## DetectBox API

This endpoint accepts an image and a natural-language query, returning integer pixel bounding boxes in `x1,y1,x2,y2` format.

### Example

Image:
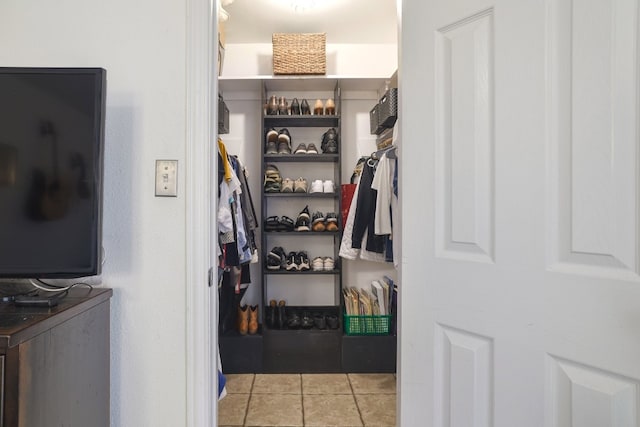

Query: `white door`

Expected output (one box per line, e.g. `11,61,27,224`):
399,0,640,425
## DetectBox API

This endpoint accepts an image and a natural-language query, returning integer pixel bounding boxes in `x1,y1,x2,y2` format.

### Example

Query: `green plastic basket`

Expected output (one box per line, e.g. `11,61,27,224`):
343,313,391,335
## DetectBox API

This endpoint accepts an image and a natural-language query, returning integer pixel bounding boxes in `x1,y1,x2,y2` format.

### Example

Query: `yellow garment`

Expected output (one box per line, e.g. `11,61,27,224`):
218,138,233,182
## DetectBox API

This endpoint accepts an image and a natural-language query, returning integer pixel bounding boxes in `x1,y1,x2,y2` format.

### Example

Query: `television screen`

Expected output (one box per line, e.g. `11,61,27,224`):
0,68,106,278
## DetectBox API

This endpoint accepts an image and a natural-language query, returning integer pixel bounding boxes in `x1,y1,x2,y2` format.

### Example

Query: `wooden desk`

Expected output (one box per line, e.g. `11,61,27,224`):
0,287,112,427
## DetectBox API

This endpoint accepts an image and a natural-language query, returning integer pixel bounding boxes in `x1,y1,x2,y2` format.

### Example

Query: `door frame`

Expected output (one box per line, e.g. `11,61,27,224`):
186,0,218,425
185,2,414,426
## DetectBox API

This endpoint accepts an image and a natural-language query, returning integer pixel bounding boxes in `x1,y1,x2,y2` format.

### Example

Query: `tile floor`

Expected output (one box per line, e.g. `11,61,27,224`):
218,373,396,427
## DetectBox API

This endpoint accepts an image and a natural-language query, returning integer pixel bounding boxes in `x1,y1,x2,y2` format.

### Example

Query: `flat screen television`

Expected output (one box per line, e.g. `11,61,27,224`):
0,67,106,279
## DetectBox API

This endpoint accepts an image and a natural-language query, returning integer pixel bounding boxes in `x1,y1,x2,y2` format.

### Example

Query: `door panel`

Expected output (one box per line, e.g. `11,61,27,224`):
547,0,640,280
399,0,640,425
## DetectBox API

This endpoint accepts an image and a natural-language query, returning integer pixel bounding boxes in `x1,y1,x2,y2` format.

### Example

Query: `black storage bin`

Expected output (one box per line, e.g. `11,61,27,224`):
369,103,381,135
378,88,398,129
218,93,229,134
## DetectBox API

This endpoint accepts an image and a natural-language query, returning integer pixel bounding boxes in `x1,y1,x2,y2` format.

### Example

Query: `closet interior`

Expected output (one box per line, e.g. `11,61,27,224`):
215,1,399,375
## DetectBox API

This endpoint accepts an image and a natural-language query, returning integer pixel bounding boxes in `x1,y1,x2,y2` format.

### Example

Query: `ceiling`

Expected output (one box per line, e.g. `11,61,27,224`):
221,0,398,44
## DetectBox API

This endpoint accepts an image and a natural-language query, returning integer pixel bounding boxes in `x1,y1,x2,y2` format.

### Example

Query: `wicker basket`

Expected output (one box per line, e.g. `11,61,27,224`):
272,33,326,75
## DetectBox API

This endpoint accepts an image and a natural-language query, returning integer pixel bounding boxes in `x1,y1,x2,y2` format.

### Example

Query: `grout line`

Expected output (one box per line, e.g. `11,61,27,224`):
299,374,306,426
242,374,256,427
347,374,366,427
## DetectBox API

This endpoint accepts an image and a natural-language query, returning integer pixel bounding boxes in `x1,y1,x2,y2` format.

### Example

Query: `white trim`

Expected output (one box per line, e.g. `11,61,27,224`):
186,0,216,426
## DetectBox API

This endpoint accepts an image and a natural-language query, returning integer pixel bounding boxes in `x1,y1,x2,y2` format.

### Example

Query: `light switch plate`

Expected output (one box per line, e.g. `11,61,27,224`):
155,160,178,197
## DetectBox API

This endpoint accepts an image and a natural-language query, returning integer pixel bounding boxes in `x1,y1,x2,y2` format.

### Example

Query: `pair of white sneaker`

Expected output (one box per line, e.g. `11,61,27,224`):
310,179,334,193
311,256,335,271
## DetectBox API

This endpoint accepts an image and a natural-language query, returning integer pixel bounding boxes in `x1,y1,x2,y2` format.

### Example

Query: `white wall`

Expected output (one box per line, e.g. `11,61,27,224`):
222,43,397,77
0,1,189,426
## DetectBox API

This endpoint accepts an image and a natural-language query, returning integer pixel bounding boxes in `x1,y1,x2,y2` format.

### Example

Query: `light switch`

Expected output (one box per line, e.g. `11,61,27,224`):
155,160,178,197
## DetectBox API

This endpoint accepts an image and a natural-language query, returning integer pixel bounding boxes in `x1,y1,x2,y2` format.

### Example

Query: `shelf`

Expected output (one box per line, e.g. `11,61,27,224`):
263,115,339,127
263,269,341,275
264,192,338,198
263,231,341,236
264,153,339,163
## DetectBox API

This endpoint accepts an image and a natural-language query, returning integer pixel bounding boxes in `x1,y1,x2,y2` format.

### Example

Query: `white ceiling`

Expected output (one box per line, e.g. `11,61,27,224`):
221,0,398,44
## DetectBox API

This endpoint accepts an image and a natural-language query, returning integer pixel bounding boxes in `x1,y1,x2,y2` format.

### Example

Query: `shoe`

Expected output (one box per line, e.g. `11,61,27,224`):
325,98,336,115
264,215,280,231
290,98,301,115
266,127,279,144
314,313,327,329
323,257,335,271
294,177,308,193
301,312,314,329
294,143,307,154
311,211,326,231
321,128,338,153
297,251,310,271
306,143,319,154
314,99,324,115
267,95,278,115
295,205,311,231
266,300,277,329
278,96,288,115
322,180,334,193
277,300,287,329
309,179,323,193
301,99,311,115
326,314,339,329
278,215,295,232
264,164,282,192
285,251,298,271
325,212,339,231
312,257,324,271
277,129,292,154
287,311,301,329
324,139,338,154
265,141,278,155
281,177,294,193
238,305,249,335
248,305,259,334
267,246,286,270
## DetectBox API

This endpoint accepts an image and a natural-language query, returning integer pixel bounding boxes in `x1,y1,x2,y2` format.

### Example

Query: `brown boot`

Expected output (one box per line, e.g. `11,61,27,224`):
237,305,249,335
248,305,259,335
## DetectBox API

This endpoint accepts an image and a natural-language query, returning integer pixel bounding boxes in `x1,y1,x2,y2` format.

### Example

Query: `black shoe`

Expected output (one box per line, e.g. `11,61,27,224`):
291,98,301,115
296,251,310,271
267,246,286,270
301,312,314,329
301,99,311,115
295,205,311,231
287,311,301,329
266,300,277,329
313,313,326,329
326,314,339,329
285,251,298,271
277,300,287,329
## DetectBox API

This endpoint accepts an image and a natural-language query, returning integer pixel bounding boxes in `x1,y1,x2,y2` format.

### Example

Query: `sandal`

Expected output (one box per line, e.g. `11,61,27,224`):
264,216,280,232
278,216,295,231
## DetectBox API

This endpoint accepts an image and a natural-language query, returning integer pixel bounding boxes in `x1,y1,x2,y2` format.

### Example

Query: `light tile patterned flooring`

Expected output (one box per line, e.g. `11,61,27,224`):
218,373,396,427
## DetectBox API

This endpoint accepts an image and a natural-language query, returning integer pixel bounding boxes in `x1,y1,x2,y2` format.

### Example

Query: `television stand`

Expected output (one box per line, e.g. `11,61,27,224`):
0,287,112,426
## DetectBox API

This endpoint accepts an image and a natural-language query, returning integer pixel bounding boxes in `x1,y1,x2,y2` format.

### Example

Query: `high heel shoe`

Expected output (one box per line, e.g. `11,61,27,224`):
278,97,288,115
325,98,335,115
313,99,324,115
267,95,278,115
290,98,301,115
301,99,311,115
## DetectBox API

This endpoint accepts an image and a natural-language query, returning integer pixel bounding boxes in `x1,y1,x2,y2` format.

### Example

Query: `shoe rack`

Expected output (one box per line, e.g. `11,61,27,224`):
260,80,343,373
